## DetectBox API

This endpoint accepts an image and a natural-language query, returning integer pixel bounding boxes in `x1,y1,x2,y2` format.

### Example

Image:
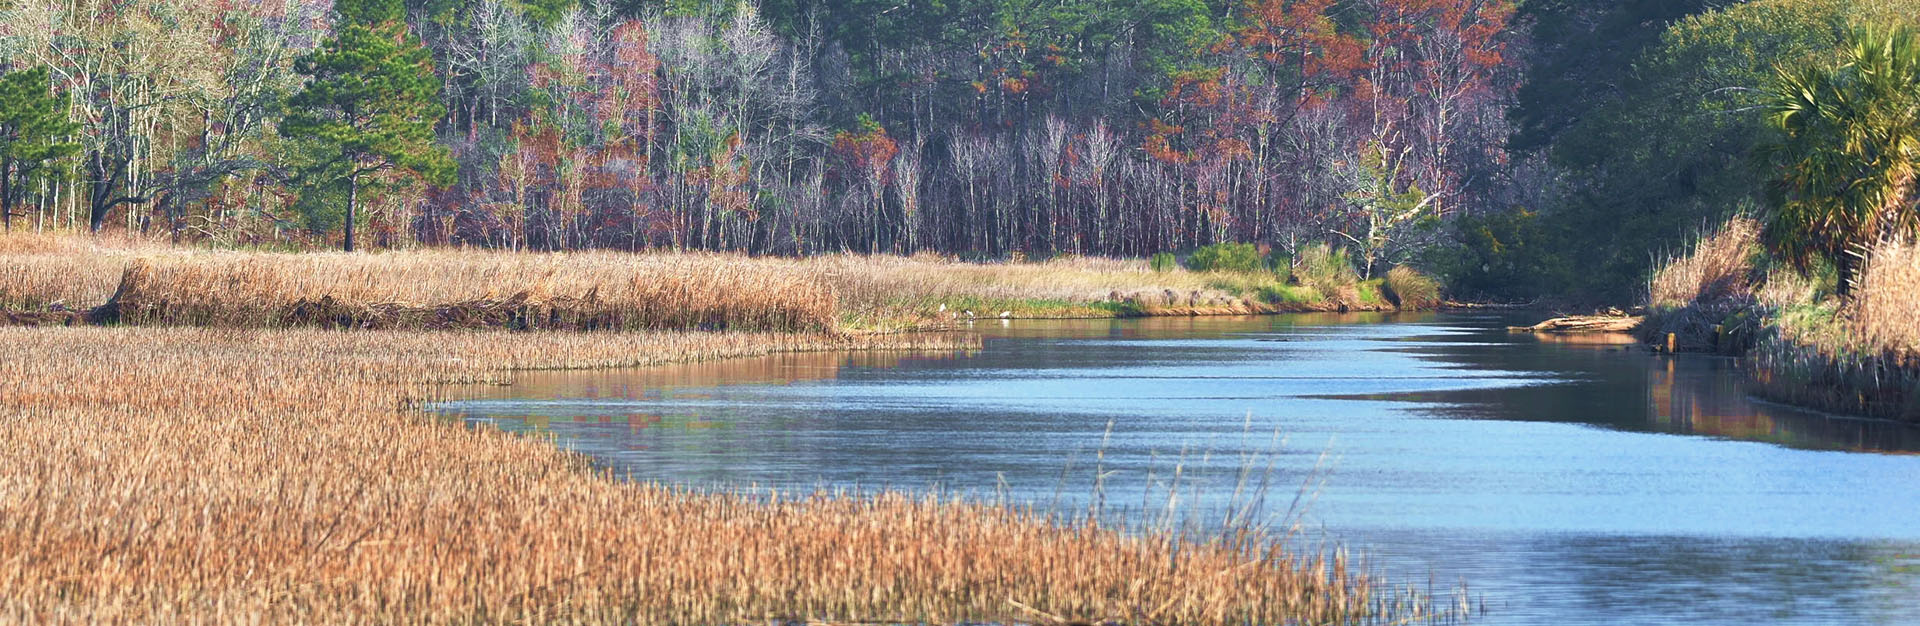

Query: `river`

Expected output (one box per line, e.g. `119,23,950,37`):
440,313,1920,625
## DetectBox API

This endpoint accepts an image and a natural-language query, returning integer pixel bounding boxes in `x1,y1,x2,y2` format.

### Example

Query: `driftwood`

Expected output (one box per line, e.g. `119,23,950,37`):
0,309,85,327
1509,315,1644,334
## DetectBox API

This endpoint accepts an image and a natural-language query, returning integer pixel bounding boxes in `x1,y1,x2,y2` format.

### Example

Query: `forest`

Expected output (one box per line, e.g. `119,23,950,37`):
0,0,1514,265
0,0,1915,300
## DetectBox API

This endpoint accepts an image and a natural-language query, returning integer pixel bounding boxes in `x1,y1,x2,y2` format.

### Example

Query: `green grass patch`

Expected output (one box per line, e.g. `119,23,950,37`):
1259,284,1322,305
1356,279,1387,306
1089,300,1149,316
1770,301,1847,349
1295,243,1360,295
846,294,1141,329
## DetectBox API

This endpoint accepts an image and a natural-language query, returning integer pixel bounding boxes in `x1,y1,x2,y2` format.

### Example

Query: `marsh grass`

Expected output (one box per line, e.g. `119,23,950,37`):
1746,241,1920,421
1184,243,1264,273
1850,241,1920,357
0,235,1426,334
1746,330,1920,422
1641,218,1766,352
1260,283,1323,306
0,235,130,311
1293,244,1361,303
0,326,1452,624
1643,221,1920,420
800,253,1277,326
124,252,831,332
1648,217,1761,311
1384,266,1442,310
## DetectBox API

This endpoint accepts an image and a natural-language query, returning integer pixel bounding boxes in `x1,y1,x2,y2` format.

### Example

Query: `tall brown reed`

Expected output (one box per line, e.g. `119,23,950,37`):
1648,217,1760,310
0,326,1443,624
1741,241,1920,422
1850,240,1920,357
0,234,1411,333
1640,218,1767,352
87,250,839,332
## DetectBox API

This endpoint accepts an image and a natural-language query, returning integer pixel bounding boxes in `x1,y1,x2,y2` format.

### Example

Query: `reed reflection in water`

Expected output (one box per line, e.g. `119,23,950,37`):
440,314,1920,625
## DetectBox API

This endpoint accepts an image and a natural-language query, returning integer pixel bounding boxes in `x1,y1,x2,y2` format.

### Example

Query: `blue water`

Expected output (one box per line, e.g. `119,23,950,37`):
442,313,1920,625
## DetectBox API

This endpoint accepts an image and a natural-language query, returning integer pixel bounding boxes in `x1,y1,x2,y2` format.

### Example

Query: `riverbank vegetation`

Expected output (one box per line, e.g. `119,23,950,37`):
1639,14,1919,422
1650,219,1920,421
0,233,1441,332
0,325,1466,623
0,0,1913,619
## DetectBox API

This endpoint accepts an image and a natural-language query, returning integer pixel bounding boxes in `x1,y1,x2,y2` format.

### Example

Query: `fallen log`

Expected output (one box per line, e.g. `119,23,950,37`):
1509,315,1644,334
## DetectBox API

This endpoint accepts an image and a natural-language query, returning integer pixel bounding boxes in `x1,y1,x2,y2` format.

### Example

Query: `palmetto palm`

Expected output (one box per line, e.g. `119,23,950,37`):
1760,26,1920,297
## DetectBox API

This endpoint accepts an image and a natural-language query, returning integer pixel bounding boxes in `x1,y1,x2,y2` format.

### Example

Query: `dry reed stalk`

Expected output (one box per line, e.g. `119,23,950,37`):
1648,217,1761,310
0,325,1437,624
1850,240,1920,357
1745,331,1920,422
85,251,839,332
1742,241,1920,421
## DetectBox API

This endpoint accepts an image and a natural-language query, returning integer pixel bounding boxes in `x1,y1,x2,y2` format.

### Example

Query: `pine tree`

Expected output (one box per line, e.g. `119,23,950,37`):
0,67,80,231
282,0,453,251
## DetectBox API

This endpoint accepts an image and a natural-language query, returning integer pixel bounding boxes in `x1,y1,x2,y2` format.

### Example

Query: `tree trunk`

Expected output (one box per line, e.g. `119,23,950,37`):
345,172,359,253
88,150,124,232
2,156,13,232
1836,251,1856,300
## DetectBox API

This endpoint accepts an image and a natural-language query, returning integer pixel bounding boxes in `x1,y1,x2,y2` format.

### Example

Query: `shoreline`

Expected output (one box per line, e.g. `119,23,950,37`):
1515,304,1920,424
0,236,1457,622
0,325,1455,623
2,236,1445,333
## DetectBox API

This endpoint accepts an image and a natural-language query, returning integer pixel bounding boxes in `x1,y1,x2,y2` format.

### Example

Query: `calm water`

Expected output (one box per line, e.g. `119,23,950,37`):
441,313,1920,625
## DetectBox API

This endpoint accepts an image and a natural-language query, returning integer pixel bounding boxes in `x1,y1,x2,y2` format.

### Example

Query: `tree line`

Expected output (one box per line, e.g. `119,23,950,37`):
0,0,1520,271
1466,0,1920,300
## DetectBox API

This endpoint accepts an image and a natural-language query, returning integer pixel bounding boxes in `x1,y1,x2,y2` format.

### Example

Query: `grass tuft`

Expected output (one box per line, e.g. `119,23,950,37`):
1384,266,1442,309
1293,243,1360,298
1648,217,1760,311
1149,251,1178,273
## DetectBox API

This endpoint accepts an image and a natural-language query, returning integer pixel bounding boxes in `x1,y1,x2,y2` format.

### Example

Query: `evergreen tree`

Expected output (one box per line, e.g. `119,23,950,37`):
0,67,80,231
283,0,454,251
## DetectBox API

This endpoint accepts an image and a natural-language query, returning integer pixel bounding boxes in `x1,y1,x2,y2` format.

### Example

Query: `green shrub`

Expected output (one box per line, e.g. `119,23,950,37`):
1294,243,1360,294
1185,243,1264,273
1150,252,1178,273
1265,251,1293,283
1384,266,1442,309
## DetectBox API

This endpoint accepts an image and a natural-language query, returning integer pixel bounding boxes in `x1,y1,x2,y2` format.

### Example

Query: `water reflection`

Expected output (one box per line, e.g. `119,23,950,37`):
480,350,976,401
1334,320,1920,453
439,314,1920,625
456,350,975,430
1644,356,1920,453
